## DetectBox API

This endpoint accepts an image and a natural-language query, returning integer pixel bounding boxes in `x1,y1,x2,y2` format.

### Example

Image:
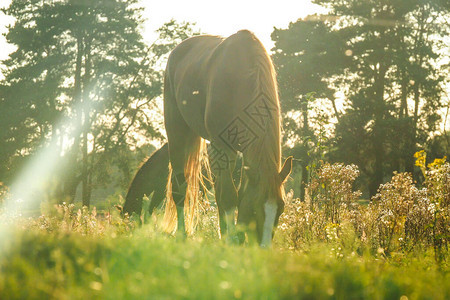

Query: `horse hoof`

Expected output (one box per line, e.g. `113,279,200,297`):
225,234,242,245
175,231,187,241
225,236,237,245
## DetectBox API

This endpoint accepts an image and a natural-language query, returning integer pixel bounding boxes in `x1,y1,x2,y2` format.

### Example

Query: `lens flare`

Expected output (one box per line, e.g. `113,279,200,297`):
0,95,100,245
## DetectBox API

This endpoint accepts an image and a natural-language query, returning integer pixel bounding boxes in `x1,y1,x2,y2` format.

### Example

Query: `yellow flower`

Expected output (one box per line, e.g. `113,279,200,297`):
428,156,447,169
414,150,426,169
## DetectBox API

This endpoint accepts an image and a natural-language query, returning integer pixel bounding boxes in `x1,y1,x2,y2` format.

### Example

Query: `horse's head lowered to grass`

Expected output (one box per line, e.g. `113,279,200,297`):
238,156,292,246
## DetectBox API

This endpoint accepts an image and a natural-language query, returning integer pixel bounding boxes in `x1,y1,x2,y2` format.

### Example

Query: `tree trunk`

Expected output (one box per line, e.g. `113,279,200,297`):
370,62,387,197
300,95,310,201
61,34,85,204
405,6,426,177
395,67,409,173
330,97,341,122
81,38,92,207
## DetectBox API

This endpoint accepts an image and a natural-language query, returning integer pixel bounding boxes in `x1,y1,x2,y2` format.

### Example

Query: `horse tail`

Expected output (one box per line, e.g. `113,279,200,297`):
163,137,209,235
162,164,177,233
184,137,208,235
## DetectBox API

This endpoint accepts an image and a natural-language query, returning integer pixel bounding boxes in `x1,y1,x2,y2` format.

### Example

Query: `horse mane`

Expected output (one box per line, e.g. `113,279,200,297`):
239,30,284,202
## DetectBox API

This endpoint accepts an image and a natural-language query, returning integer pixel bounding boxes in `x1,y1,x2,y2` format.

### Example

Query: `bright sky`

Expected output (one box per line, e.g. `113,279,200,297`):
140,0,324,48
0,0,323,67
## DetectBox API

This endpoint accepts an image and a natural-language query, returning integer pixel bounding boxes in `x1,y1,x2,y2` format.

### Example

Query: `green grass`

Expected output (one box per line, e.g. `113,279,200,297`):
0,224,448,300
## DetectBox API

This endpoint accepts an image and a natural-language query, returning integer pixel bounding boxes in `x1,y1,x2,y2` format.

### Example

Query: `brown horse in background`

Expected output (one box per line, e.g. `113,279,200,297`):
163,30,291,247
122,144,169,222
122,143,242,234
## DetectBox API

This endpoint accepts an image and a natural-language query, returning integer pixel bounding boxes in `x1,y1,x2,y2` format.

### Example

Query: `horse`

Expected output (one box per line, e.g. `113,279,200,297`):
122,143,243,234
122,143,169,222
163,29,292,247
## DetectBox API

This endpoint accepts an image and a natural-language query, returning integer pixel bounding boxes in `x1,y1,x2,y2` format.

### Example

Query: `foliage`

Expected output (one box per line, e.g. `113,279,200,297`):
1,0,149,205
0,183,7,206
34,202,135,236
422,156,450,262
370,172,425,253
279,163,362,249
308,163,361,224
279,157,449,264
281,92,333,200
273,0,449,196
0,1,198,207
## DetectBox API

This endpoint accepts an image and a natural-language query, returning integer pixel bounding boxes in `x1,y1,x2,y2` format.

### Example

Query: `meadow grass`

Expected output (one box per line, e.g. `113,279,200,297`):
0,160,448,299
0,221,448,300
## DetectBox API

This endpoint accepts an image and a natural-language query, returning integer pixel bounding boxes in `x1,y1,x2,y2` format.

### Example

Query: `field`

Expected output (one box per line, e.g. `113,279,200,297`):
0,216,448,300
0,160,449,299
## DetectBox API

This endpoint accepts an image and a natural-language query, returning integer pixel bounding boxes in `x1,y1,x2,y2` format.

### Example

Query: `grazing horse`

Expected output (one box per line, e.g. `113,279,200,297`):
123,142,243,234
122,144,169,221
164,30,292,247
121,143,242,235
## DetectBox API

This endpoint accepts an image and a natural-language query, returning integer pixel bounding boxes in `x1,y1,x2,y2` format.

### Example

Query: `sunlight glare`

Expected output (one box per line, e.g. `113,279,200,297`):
1,88,102,242
141,0,326,50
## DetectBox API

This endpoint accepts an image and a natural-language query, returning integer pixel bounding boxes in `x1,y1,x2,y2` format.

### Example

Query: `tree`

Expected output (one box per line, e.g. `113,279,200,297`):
273,0,449,196
0,0,198,207
272,16,350,199
318,0,449,195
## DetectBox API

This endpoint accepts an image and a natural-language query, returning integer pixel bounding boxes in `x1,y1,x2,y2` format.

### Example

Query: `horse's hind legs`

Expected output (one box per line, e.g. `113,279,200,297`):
171,171,188,237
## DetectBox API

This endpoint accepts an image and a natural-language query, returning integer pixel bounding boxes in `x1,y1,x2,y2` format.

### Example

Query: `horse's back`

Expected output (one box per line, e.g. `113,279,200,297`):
165,35,223,138
165,30,274,151
204,30,273,152
166,35,222,75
